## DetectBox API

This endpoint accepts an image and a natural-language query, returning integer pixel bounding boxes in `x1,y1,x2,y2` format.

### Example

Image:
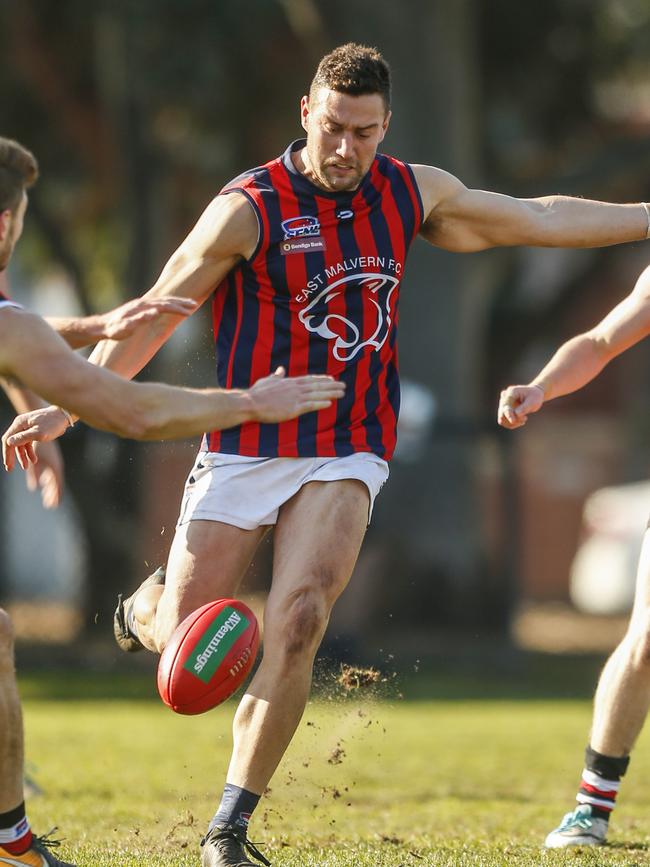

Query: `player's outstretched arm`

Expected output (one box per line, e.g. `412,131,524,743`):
47,296,198,349
413,164,649,252
85,192,258,379
2,370,345,470
0,309,345,468
498,264,650,429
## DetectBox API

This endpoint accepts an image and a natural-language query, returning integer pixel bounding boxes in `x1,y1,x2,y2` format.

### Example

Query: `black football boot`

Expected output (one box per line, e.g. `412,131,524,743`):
200,825,271,867
113,565,166,652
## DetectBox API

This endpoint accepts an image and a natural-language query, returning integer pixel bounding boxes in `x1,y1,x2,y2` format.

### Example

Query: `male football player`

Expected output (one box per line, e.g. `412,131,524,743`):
6,44,650,866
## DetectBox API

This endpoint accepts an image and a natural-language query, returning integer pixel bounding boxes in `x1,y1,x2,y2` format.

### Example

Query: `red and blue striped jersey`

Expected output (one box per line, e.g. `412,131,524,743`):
206,139,424,460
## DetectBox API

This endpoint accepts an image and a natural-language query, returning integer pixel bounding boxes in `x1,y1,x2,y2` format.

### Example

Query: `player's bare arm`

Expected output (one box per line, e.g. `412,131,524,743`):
498,264,650,429
87,191,259,379
0,307,345,468
412,164,649,253
0,378,64,507
47,296,198,349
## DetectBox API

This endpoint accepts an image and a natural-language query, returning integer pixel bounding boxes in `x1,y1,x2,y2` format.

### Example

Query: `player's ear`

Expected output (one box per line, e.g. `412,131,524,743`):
378,110,392,143
300,95,310,133
0,210,11,242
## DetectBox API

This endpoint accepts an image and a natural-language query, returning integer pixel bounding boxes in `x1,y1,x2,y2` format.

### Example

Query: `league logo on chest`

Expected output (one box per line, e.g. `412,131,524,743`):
298,271,399,362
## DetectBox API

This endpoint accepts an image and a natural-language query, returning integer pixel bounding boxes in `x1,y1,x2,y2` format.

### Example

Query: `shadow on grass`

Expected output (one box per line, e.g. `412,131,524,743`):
15,642,606,703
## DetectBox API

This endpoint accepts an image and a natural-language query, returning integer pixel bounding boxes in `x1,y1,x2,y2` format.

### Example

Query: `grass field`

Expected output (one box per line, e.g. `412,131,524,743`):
17,656,650,866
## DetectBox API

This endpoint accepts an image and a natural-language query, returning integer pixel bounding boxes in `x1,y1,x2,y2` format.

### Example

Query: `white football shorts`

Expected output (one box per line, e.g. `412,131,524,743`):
177,451,389,531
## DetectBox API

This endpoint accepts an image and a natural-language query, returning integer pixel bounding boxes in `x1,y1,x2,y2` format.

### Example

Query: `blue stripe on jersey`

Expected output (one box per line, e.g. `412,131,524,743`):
217,267,262,454
215,273,239,386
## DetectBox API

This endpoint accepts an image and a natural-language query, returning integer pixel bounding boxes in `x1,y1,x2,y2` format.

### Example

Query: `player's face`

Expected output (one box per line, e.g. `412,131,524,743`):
0,193,27,272
301,88,391,192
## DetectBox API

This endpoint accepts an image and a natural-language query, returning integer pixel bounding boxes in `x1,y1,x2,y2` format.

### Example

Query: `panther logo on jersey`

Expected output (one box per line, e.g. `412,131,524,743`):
298,273,399,361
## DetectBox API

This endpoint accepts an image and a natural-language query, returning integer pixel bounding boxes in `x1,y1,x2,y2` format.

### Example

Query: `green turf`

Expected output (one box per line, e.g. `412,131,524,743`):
17,666,650,866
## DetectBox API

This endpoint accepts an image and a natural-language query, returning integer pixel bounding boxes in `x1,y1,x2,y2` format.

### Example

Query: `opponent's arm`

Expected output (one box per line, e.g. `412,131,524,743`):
87,192,258,378
0,308,344,465
47,296,198,349
413,165,649,253
498,264,650,429
0,378,64,507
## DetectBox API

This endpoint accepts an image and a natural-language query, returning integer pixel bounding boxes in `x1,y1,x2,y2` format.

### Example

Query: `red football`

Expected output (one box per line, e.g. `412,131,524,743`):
157,598,260,715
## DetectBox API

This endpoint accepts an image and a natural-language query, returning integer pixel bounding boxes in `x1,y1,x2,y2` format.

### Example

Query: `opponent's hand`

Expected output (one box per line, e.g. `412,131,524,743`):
2,406,70,472
98,296,198,340
497,384,545,429
248,367,346,423
25,439,65,509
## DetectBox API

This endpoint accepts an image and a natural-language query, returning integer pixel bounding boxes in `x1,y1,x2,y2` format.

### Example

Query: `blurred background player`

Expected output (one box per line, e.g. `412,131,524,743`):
0,135,344,867
498,261,650,848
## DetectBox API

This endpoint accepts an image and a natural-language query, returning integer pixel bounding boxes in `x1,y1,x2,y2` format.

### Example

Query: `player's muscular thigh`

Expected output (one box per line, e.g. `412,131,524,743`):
265,480,369,655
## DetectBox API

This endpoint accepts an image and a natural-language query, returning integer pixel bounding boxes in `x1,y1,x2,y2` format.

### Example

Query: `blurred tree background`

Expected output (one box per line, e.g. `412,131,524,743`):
1,0,649,651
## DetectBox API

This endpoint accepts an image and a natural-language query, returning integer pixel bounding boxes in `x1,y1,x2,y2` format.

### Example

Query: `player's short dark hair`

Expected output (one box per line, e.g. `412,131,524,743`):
0,137,39,211
309,43,391,113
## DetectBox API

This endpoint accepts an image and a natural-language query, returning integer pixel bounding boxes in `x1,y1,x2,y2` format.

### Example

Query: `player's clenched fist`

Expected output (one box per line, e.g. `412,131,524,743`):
497,383,545,429
248,367,346,423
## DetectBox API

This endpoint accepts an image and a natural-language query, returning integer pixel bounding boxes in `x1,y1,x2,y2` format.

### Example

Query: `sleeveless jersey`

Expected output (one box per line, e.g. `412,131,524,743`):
207,139,423,461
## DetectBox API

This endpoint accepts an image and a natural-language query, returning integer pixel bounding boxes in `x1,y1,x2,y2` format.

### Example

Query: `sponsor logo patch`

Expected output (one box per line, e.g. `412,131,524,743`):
281,215,321,239
280,237,327,255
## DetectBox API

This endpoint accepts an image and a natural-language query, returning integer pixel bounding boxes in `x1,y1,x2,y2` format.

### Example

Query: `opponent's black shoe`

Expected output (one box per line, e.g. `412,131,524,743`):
0,829,76,866
113,565,166,652
200,825,271,867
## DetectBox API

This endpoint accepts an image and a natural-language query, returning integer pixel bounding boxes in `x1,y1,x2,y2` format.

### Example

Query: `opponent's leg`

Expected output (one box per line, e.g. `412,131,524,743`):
119,519,267,654
0,610,25,817
0,610,74,866
545,528,650,848
202,480,369,867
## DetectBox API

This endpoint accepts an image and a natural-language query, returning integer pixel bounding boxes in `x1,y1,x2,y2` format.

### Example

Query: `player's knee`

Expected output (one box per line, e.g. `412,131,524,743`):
280,586,330,657
0,609,15,658
628,617,650,669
